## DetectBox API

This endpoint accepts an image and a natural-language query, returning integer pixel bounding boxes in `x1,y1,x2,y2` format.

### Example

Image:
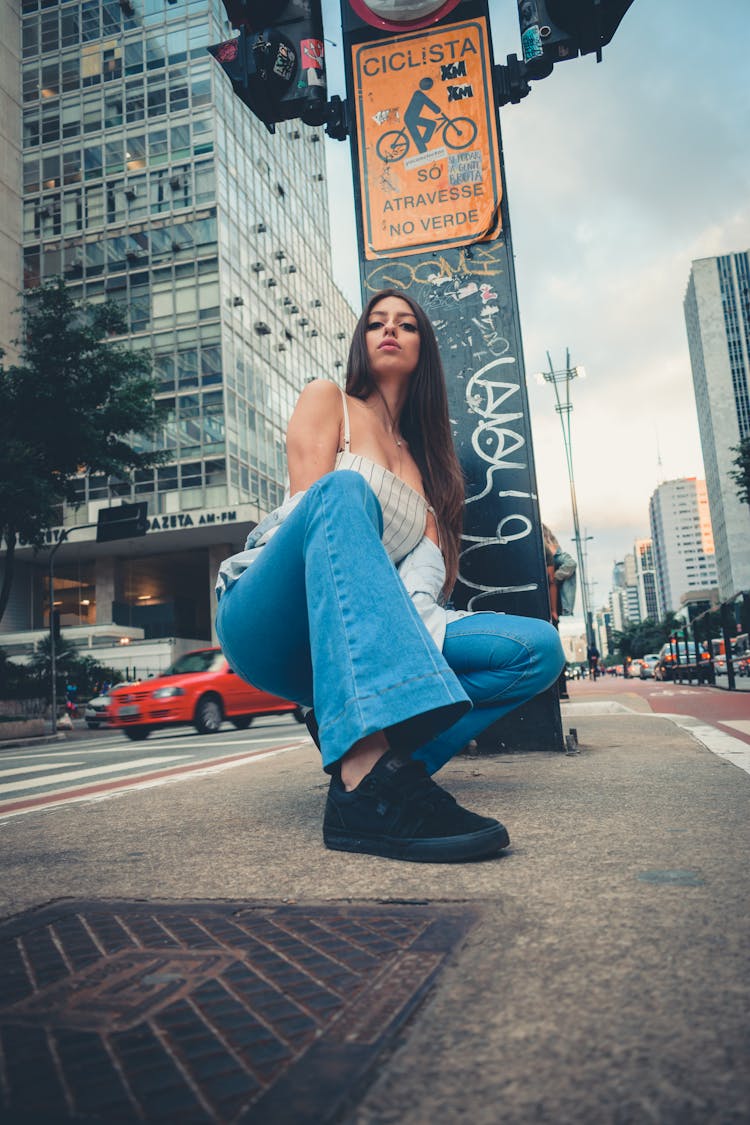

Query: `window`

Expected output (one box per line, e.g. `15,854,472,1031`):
83,143,102,179
125,38,144,75
125,79,146,123
23,111,40,146
62,100,81,137
61,54,79,91
41,61,59,97
60,9,79,48
23,17,39,55
41,103,60,143
104,91,124,128
81,0,100,42
41,8,59,52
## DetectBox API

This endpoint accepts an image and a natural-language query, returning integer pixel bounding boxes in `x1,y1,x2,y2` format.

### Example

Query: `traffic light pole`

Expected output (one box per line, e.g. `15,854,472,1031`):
46,506,145,732
340,0,563,751
207,0,636,751
47,526,96,734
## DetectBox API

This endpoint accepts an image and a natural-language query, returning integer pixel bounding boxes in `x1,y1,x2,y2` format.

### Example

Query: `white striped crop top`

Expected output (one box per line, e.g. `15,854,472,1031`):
334,388,438,565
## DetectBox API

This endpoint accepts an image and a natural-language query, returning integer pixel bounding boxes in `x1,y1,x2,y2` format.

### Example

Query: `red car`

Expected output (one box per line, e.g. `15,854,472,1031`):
109,648,303,741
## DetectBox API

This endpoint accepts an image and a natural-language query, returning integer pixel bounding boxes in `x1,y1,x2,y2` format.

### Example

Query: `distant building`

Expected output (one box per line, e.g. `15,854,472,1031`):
0,0,22,361
609,553,641,629
593,608,611,657
0,0,357,671
633,537,661,620
609,584,640,632
684,252,750,599
649,477,719,614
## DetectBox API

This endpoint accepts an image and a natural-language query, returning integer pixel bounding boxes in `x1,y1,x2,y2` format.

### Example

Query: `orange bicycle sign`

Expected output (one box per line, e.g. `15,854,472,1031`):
353,18,502,260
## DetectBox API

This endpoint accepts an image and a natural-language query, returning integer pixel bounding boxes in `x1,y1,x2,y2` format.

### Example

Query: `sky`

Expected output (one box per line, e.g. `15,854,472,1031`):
318,0,750,613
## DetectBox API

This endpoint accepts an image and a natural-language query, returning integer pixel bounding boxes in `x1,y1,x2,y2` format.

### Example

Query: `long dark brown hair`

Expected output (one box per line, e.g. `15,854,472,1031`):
345,289,465,596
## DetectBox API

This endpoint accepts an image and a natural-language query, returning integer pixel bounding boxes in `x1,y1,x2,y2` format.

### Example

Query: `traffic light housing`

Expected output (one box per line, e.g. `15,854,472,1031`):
208,0,327,134
517,0,636,77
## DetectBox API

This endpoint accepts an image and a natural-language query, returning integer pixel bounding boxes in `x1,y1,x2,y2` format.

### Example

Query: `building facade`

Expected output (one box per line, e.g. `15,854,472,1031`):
633,537,660,621
608,554,641,631
684,251,750,600
1,0,357,670
0,0,23,361
649,477,718,615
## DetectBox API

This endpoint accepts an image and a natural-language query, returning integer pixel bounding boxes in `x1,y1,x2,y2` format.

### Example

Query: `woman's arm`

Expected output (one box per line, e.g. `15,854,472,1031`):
286,379,343,495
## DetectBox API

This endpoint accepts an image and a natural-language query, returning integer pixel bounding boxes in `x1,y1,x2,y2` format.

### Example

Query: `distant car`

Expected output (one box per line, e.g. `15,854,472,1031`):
83,692,113,729
639,653,660,679
626,659,643,678
108,648,304,741
714,654,749,678
654,641,712,683
84,682,139,728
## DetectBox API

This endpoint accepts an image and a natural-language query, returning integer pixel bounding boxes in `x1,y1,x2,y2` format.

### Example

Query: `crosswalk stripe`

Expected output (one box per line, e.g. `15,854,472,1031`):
0,762,83,779
0,756,190,795
0,741,309,819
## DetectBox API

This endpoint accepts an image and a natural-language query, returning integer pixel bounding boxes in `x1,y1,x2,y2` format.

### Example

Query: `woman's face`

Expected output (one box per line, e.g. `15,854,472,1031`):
365,296,420,382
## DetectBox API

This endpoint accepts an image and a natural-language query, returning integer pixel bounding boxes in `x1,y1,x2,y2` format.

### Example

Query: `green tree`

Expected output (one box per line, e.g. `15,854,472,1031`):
24,635,122,702
0,279,166,625
611,612,681,660
729,436,750,508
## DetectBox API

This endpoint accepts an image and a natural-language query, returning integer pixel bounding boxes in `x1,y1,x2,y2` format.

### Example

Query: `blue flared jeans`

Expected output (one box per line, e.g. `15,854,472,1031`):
216,471,564,775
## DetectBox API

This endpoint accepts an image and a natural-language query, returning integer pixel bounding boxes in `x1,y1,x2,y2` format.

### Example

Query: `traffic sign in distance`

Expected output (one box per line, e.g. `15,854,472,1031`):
96,502,148,543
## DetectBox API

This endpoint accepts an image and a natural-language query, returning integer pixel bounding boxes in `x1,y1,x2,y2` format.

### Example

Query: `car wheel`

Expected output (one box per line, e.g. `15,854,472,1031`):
86,721,98,729
292,706,305,724
195,695,223,734
123,726,151,741
231,716,253,730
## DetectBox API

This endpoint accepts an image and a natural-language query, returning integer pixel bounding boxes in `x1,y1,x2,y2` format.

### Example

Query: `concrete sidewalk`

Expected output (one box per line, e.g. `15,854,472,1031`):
1,703,749,1123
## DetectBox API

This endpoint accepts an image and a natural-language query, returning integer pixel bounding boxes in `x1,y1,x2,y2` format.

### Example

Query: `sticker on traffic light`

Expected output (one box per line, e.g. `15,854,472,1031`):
353,17,502,259
208,1,327,132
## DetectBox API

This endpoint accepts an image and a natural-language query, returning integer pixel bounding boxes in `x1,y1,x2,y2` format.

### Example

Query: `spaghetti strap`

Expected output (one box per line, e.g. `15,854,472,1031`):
427,505,442,552
338,385,351,452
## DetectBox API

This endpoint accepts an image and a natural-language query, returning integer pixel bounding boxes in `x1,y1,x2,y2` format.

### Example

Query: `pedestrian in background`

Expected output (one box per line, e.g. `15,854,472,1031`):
215,289,564,864
587,642,600,680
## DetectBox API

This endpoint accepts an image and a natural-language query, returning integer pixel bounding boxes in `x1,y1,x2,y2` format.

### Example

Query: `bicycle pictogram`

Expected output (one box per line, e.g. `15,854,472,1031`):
376,114,478,162
376,77,478,163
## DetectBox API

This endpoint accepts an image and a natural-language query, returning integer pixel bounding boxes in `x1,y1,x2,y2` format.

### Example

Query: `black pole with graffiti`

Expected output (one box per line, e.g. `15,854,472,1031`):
340,0,564,752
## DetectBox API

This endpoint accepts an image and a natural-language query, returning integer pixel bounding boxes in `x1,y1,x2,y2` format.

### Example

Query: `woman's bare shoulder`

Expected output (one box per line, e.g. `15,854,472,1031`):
290,380,343,426
297,379,343,405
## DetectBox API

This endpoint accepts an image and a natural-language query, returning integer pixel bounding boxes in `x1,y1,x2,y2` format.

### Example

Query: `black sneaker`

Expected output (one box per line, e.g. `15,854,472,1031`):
323,750,509,863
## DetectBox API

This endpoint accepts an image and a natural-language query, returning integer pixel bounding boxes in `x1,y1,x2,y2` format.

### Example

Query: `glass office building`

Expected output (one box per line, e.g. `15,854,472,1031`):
4,0,357,663
684,252,750,600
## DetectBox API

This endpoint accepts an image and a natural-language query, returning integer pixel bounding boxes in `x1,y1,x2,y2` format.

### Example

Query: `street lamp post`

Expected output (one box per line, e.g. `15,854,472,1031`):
538,350,594,646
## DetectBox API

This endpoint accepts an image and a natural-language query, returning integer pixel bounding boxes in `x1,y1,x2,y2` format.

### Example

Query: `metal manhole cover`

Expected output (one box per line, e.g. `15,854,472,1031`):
0,900,476,1123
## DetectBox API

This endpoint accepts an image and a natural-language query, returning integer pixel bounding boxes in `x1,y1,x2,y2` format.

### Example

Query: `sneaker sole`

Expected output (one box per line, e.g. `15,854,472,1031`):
323,822,509,863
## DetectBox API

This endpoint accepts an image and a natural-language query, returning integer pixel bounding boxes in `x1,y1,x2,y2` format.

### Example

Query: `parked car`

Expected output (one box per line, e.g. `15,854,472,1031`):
654,641,712,683
108,648,304,741
639,653,660,679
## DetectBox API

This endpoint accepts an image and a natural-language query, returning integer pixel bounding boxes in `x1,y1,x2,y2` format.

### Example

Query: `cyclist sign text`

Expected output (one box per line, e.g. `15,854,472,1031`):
353,18,502,259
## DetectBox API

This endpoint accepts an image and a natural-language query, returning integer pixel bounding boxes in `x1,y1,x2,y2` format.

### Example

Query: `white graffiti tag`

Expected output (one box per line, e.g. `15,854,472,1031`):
459,357,538,608
465,357,526,504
